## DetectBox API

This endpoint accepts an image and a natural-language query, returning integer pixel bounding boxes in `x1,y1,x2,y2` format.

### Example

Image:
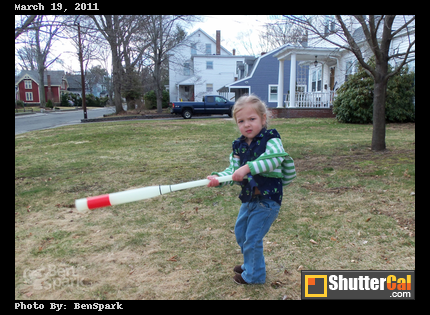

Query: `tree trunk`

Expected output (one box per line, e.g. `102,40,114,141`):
38,68,46,108
111,50,124,114
154,59,163,114
371,79,388,151
155,87,163,114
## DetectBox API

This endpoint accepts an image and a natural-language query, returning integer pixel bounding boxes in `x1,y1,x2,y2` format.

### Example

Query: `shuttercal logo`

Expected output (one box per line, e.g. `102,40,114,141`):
305,275,327,297
302,271,414,300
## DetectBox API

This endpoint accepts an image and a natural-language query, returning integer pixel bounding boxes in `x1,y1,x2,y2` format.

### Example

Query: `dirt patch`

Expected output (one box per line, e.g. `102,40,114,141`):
295,148,415,236
294,149,415,172
301,182,364,194
386,123,415,131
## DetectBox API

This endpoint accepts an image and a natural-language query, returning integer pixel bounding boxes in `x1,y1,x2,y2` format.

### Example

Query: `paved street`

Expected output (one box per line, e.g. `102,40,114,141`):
15,107,232,136
15,107,115,135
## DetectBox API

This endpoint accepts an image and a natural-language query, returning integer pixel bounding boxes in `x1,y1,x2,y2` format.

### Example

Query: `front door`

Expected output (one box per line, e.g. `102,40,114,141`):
330,67,335,91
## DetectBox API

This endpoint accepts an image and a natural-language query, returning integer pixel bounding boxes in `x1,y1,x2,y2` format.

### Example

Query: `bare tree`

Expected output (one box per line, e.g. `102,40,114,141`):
89,15,151,114
235,29,262,56
90,15,124,114
142,15,191,113
32,15,64,107
235,16,307,56
65,16,107,73
16,41,38,70
284,15,415,151
121,16,152,109
261,17,307,51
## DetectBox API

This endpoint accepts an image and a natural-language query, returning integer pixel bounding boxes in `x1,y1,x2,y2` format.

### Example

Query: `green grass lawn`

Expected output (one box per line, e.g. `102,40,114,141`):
15,118,415,300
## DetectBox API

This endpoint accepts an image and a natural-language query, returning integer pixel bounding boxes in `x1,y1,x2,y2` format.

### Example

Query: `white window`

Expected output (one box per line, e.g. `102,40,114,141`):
312,69,322,91
205,44,211,54
206,83,213,92
324,15,336,36
25,92,33,101
184,62,190,76
191,43,197,55
206,61,213,69
345,60,357,81
268,85,278,102
24,80,32,89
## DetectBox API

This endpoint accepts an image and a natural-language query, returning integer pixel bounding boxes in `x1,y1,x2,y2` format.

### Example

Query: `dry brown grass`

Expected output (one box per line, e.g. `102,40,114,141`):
15,118,414,300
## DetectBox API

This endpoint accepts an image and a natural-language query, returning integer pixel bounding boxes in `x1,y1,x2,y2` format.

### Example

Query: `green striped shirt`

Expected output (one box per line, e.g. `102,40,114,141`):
214,138,296,187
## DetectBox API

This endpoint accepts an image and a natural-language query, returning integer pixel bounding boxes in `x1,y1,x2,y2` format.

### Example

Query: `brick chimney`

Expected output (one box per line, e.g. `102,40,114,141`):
216,30,220,55
47,74,52,101
233,49,236,55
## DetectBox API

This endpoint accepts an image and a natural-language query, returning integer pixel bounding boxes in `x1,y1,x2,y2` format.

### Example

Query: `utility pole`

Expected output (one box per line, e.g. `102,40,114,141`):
77,22,87,119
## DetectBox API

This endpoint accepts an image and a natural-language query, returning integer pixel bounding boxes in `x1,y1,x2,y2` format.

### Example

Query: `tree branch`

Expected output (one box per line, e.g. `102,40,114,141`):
391,15,415,38
15,15,37,39
335,15,376,78
386,38,415,80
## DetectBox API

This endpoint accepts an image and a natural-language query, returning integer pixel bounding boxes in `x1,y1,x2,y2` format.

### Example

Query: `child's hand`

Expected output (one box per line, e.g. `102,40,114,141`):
207,175,220,187
232,165,250,182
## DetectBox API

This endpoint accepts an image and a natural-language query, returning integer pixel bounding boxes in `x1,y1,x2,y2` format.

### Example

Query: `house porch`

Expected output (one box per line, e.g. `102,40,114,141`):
273,45,341,109
272,90,337,119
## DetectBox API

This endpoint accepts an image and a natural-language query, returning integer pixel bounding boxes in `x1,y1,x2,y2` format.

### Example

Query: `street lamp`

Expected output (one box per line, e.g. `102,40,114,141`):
75,16,87,119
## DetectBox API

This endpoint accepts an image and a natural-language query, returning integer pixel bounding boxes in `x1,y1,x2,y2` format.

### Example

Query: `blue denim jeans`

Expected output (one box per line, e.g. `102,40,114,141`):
235,195,281,284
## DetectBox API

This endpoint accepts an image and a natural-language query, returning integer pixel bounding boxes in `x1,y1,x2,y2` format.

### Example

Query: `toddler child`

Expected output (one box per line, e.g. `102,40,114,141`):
207,94,296,284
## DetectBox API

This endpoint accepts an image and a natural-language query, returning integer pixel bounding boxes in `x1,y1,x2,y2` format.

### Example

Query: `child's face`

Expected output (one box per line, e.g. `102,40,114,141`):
235,105,266,143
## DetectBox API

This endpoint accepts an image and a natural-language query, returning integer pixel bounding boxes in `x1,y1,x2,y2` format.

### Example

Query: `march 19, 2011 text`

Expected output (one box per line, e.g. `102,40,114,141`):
15,3,99,13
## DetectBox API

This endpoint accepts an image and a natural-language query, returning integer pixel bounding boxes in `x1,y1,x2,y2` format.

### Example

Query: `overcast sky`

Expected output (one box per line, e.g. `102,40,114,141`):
16,15,275,74
186,15,274,55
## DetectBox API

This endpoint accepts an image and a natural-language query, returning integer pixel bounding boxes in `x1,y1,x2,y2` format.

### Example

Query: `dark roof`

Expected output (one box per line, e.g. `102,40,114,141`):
64,75,82,89
15,70,65,86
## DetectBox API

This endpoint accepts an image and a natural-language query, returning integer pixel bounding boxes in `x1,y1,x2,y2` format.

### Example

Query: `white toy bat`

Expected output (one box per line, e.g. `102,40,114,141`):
75,175,233,212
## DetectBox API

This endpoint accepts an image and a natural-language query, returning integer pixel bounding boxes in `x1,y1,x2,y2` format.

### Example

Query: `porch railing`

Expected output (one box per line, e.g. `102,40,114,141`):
285,91,336,108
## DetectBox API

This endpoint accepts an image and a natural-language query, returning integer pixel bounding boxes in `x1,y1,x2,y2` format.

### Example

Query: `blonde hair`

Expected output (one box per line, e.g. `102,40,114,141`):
232,94,269,129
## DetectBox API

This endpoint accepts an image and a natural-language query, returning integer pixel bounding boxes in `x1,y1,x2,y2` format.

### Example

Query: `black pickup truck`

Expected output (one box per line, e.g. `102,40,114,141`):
170,95,235,119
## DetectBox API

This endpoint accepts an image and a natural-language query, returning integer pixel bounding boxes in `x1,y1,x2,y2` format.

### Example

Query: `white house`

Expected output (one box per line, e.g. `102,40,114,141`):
168,28,255,102
273,15,415,109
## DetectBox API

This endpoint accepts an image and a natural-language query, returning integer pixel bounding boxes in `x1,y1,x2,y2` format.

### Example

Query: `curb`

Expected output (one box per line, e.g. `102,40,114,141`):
81,114,174,123
15,112,37,116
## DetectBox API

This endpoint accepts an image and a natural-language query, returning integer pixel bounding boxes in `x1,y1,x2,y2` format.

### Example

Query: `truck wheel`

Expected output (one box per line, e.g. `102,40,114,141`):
182,109,192,119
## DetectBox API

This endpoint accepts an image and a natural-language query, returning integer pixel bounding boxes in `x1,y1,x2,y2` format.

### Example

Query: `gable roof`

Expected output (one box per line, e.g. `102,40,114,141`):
223,43,291,88
186,28,232,55
64,75,82,89
15,70,65,86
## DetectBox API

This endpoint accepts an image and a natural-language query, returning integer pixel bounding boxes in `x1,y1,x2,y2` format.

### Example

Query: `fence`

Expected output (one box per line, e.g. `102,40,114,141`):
285,91,336,108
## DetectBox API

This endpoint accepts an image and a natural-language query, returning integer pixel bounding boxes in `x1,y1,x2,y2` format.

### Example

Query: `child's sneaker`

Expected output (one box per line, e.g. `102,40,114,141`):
233,273,248,285
233,265,244,274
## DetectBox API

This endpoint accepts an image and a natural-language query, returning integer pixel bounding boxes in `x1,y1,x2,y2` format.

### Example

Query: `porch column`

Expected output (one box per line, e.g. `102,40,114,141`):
289,52,296,108
277,59,284,108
